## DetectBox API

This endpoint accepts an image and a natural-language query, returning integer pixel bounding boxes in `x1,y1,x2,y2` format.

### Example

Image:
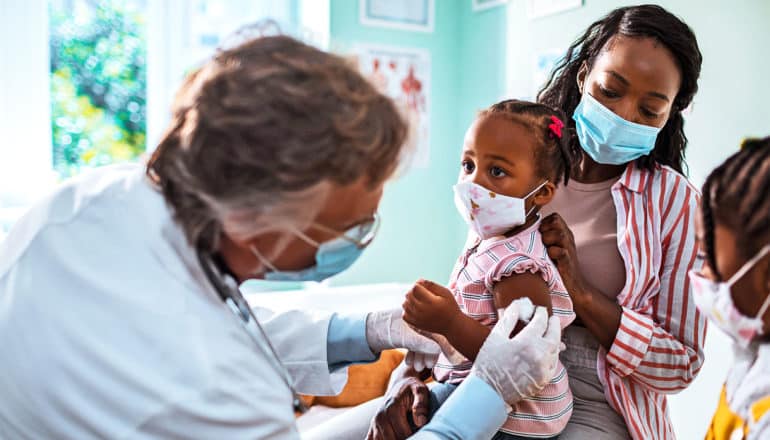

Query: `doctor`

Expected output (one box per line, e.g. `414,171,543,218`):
0,35,562,439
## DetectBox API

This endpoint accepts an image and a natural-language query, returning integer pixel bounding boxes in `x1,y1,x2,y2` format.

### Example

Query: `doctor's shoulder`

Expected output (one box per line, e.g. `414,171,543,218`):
0,164,141,276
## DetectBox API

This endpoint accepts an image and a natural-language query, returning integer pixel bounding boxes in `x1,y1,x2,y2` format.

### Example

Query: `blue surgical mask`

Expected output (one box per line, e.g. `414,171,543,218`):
251,218,377,282
573,92,662,165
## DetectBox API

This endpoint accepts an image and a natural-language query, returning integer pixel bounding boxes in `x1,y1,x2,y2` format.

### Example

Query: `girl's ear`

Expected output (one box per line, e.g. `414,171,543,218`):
532,182,556,208
576,62,588,94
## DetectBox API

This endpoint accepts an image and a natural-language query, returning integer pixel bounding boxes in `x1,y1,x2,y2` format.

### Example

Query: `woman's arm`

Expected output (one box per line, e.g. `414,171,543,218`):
539,214,622,349
540,180,707,394
608,184,706,392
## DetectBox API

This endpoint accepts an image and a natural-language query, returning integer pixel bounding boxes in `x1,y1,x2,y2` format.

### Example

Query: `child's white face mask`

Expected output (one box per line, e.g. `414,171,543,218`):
453,180,547,240
689,244,770,348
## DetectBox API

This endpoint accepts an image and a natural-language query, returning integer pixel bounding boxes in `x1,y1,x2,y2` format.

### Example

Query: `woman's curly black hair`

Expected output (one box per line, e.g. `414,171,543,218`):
538,4,702,175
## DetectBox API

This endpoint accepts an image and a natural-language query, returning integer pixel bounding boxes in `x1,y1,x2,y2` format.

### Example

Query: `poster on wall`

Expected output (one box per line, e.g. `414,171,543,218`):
526,0,582,20
472,0,508,12
360,0,434,33
356,44,431,168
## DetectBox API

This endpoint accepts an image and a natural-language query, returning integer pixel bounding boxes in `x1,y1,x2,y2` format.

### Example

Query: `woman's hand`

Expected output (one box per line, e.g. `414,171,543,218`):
539,212,622,349
539,213,588,301
402,279,462,336
366,376,431,440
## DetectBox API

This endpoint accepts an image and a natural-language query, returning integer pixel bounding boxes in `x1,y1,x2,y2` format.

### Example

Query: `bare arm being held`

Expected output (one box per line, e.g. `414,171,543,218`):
402,276,551,362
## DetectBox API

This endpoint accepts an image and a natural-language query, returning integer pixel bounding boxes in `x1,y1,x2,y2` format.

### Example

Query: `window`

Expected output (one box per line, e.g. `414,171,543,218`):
49,0,148,178
0,0,328,239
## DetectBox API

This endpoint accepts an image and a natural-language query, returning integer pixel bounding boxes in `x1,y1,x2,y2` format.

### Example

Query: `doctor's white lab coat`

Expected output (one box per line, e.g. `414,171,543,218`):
0,165,348,439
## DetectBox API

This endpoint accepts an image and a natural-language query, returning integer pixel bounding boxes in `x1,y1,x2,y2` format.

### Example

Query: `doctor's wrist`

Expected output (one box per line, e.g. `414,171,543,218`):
364,309,401,353
328,313,378,367
364,312,384,353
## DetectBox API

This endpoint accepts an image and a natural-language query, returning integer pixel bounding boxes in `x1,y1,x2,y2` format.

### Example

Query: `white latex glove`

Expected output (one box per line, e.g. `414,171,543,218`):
404,329,465,372
404,350,438,372
469,299,562,410
426,332,466,366
366,309,441,371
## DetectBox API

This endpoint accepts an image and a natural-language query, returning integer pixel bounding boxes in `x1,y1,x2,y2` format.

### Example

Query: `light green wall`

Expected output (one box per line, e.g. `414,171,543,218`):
328,0,467,287
456,3,508,130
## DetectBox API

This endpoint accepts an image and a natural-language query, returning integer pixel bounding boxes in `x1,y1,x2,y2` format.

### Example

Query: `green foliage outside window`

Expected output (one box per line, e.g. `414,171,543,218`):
49,0,147,178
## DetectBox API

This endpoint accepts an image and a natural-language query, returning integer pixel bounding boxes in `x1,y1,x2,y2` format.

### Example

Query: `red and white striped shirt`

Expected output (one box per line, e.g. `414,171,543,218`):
586,162,707,439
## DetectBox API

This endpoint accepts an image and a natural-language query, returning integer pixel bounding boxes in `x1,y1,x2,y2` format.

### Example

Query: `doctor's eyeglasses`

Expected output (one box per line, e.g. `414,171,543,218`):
294,213,381,250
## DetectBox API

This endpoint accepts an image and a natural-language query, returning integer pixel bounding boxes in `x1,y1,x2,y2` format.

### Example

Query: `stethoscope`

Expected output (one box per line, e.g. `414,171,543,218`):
197,248,308,414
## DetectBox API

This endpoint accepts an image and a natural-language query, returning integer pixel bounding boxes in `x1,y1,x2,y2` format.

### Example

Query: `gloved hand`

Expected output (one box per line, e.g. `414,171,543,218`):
366,309,441,371
424,331,466,366
469,298,562,410
404,329,464,372
404,350,438,373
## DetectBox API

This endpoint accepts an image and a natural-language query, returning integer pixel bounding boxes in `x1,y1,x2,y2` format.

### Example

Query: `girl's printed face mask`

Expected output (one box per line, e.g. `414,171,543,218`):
453,180,547,240
689,244,770,348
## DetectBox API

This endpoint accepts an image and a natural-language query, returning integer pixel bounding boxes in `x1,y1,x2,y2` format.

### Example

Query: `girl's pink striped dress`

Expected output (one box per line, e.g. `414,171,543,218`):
433,220,575,438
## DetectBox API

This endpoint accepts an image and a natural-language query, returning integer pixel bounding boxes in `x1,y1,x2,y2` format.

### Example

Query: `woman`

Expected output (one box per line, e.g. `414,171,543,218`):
370,5,706,440
537,4,706,439
0,35,563,439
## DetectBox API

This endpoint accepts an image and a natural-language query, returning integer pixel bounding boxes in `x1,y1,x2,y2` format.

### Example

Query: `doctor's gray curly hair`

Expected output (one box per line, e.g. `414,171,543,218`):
147,35,408,253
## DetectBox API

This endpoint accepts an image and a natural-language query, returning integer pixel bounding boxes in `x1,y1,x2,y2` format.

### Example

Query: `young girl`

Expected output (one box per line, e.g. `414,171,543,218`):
402,100,576,439
694,137,770,440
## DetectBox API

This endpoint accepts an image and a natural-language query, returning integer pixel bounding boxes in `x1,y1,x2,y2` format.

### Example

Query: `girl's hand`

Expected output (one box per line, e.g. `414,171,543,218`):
402,279,462,336
539,213,588,301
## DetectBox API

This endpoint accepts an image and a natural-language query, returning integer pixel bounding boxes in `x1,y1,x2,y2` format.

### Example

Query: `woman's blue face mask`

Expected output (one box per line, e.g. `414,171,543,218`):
251,215,380,282
573,92,662,165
